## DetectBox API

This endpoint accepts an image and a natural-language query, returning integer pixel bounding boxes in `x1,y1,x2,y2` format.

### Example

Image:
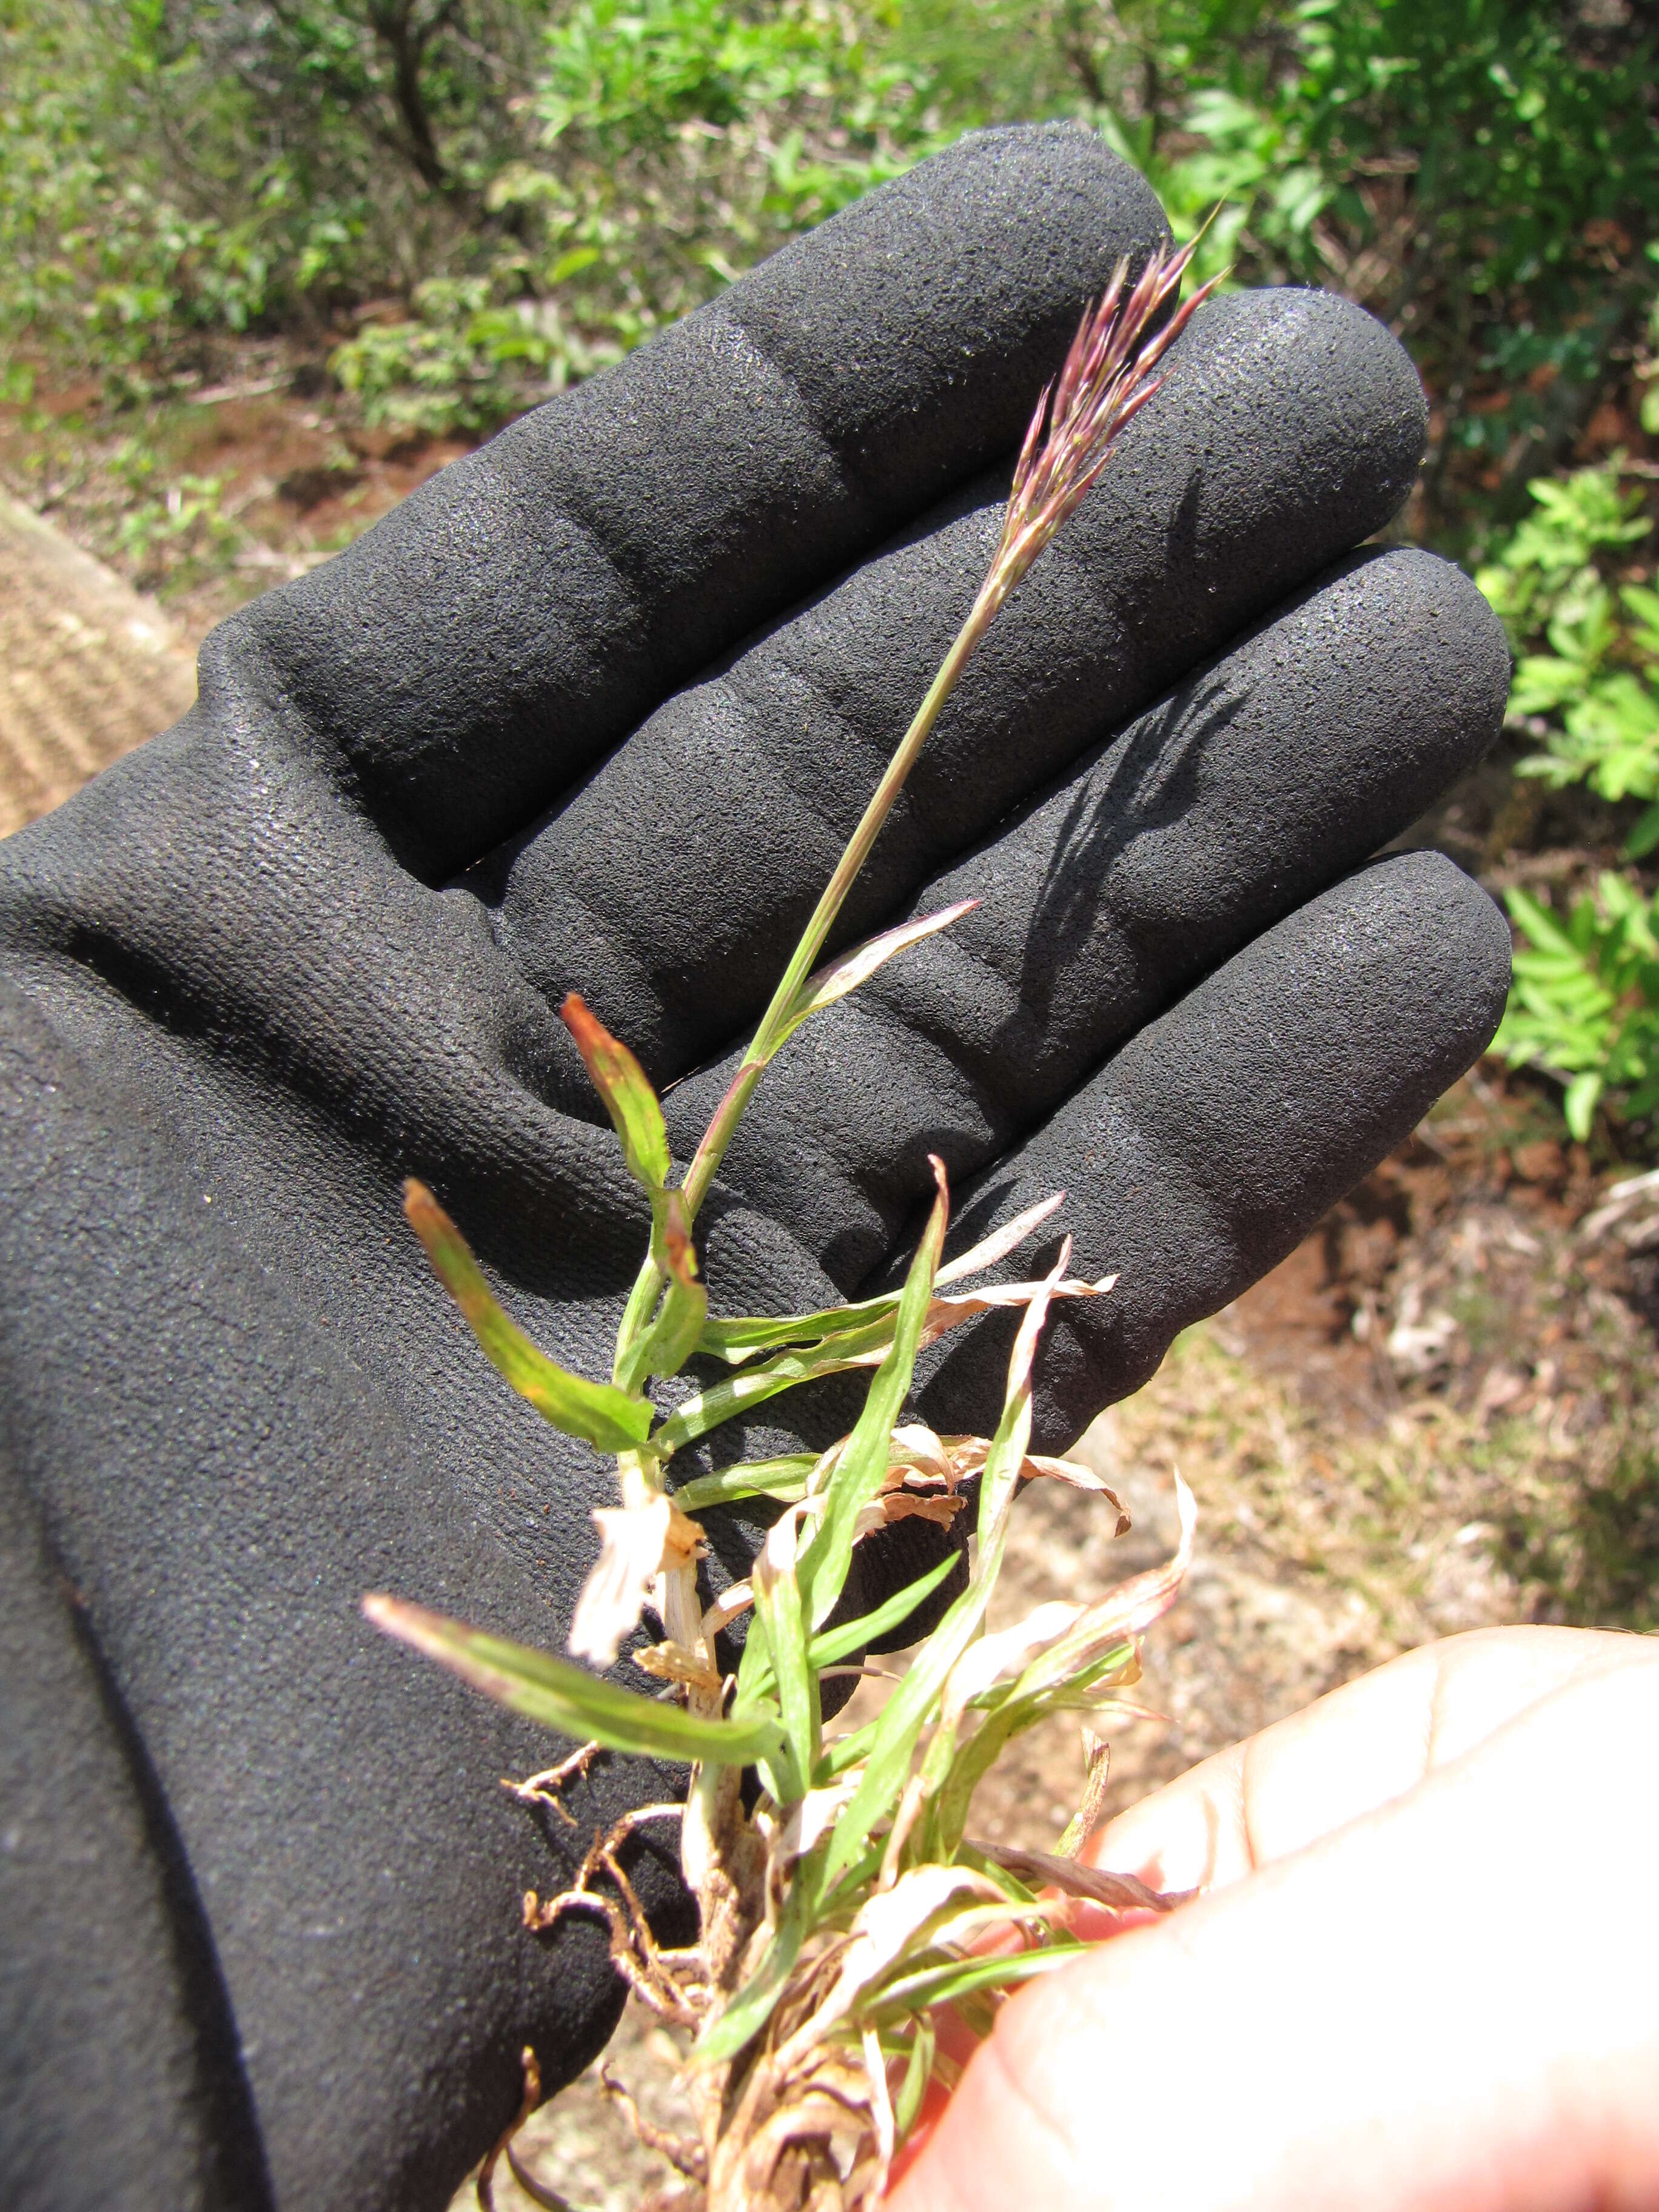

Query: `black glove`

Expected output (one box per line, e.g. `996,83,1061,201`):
0,123,1509,2212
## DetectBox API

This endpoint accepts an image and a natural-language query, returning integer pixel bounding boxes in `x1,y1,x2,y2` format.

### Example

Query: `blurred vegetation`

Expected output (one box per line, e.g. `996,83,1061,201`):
1483,460,1659,1142
4,1,1654,468
4,0,1659,1138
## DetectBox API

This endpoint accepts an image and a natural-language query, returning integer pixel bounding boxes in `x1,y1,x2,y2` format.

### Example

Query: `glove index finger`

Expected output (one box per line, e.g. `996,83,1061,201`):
227,126,1167,879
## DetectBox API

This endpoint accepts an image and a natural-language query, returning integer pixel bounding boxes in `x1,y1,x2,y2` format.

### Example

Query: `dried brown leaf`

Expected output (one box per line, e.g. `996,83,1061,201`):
933,1191,1067,1289
634,1641,725,1694
916,1270,1116,1350
969,1838,1185,1917
569,1495,703,1669
940,1598,1085,1727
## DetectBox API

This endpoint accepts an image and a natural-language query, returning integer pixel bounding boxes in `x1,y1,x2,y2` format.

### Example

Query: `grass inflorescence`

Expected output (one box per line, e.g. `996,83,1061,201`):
365,235,1216,2211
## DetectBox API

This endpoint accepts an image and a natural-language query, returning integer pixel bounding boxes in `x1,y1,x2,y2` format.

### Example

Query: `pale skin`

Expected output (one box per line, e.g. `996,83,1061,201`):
887,1626,1659,2212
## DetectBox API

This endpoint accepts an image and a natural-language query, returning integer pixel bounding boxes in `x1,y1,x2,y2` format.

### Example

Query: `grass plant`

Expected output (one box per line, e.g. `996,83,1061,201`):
364,236,1215,2211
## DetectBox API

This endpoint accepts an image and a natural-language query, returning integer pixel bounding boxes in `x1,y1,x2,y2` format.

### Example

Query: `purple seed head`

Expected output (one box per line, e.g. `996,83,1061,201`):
980,235,1223,618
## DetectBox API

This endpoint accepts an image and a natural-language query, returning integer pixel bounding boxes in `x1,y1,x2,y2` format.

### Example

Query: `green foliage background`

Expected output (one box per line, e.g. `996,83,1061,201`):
7,1,1656,464
4,0,1659,1141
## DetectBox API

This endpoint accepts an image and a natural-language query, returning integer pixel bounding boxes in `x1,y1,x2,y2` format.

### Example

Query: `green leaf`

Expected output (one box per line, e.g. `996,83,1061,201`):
649,1322,896,1456
617,1189,708,1390
925,1635,1136,1862
742,1552,959,1712
547,244,602,284
821,1568,991,1881
893,2017,936,2139
697,1291,904,1364
669,1453,822,1514
815,1714,880,1781
746,1515,817,1805
403,1182,651,1453
1622,583,1659,654
734,1557,955,1708
1511,651,1587,716
808,1553,957,1669
693,1191,1066,1366
1506,884,1577,958
797,1156,951,1632
927,1699,1037,1861
824,1238,1074,1881
1564,1068,1603,1141
869,1940,1082,2020
559,992,671,1193
362,1595,782,1766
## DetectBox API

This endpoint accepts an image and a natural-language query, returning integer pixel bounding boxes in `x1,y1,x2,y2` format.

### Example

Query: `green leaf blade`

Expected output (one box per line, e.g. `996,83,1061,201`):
649,1323,896,1457
617,1189,709,1389
808,1553,957,1670
821,1570,990,1882
669,1453,822,1514
797,1156,951,1632
403,1182,651,1453
747,1517,817,1805
696,1290,903,1363
363,1594,783,1766
869,1941,1081,2021
559,992,671,1193
823,1235,1078,1881
893,2017,936,2139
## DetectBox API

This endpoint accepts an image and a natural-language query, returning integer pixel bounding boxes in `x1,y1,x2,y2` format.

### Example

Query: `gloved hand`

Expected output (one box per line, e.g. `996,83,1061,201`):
0,123,1509,2212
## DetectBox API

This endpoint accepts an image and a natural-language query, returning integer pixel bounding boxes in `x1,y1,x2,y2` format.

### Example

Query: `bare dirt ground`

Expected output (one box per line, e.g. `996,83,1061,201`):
1,345,470,655
4,375,1655,2212
0,490,196,837
0,355,474,828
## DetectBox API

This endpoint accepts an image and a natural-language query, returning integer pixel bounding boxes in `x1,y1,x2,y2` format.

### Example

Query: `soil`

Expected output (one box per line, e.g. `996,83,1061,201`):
0,489,196,836
0,348,476,840
0,341,473,655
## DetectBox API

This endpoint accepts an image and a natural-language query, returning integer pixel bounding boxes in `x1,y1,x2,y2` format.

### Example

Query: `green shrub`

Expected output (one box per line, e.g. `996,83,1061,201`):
1497,874,1659,1144
328,279,605,438
7,1,1655,453
323,0,943,434
1478,463,1659,854
0,0,382,366
1480,461,1659,1144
